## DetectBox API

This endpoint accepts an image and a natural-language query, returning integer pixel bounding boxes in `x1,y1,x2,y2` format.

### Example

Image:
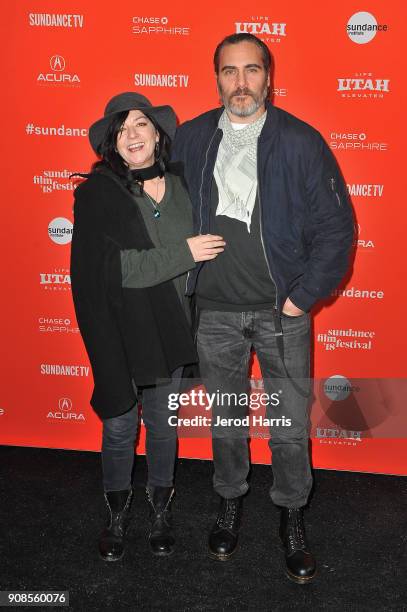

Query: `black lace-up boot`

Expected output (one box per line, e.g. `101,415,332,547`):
208,496,243,561
146,486,175,556
99,488,133,562
280,507,316,583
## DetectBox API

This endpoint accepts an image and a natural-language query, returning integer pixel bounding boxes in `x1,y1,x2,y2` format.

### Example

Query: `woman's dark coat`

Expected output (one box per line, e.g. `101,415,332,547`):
70,168,198,419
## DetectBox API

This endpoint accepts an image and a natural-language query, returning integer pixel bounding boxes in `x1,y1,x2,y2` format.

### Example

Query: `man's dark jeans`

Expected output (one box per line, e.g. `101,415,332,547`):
197,309,312,508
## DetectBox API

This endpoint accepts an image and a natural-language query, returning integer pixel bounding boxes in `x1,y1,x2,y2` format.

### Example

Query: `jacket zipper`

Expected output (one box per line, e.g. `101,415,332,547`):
257,145,278,310
185,127,220,294
330,177,342,207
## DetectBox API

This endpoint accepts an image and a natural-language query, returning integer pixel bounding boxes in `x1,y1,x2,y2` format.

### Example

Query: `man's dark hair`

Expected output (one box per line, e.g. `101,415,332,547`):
213,33,272,75
92,111,171,191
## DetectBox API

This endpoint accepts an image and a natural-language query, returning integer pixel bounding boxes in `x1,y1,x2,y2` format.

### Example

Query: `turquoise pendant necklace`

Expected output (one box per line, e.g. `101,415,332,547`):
143,178,162,218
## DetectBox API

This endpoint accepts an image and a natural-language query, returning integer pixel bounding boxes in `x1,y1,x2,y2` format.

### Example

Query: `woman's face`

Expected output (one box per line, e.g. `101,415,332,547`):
116,110,159,169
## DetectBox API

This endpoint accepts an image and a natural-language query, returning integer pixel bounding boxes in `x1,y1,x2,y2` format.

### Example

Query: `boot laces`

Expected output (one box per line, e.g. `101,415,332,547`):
146,488,174,523
287,509,307,552
218,500,237,530
106,490,132,535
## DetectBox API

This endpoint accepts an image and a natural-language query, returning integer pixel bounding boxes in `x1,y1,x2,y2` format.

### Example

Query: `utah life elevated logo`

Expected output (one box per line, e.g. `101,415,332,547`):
37,55,80,87
40,268,71,292
337,72,390,100
235,16,286,43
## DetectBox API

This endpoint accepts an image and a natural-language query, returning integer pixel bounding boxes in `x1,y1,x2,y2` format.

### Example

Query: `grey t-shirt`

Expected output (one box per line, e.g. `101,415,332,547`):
120,173,196,323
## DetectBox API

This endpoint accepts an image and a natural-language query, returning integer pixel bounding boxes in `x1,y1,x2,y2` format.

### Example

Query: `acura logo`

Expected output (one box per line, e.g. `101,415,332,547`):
58,397,72,411
50,55,66,72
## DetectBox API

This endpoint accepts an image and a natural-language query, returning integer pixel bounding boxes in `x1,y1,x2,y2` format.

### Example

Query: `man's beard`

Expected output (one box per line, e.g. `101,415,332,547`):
219,83,268,118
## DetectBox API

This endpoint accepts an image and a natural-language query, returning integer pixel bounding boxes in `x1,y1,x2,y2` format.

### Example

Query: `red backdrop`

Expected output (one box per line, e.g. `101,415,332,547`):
1,0,406,474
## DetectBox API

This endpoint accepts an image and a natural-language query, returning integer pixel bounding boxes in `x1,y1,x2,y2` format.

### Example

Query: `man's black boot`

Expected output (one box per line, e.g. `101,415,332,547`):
280,507,316,583
99,488,133,562
208,496,243,561
146,486,175,556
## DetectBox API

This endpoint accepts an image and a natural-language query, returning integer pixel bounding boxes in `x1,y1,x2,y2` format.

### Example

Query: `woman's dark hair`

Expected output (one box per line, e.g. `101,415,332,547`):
92,110,171,191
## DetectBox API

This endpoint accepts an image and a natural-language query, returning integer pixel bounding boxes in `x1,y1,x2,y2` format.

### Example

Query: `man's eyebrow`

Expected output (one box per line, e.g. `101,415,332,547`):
220,63,262,72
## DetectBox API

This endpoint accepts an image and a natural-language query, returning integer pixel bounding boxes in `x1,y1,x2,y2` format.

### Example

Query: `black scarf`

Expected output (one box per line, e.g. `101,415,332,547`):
130,162,163,183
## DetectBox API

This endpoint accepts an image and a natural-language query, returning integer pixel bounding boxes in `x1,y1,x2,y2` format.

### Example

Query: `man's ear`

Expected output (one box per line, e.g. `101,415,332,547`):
215,74,221,96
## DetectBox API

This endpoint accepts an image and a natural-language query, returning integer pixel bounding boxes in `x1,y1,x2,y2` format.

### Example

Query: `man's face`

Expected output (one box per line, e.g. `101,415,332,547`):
216,41,270,122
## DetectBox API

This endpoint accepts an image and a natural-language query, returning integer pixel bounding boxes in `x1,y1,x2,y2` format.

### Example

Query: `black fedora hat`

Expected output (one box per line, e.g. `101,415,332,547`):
88,92,177,154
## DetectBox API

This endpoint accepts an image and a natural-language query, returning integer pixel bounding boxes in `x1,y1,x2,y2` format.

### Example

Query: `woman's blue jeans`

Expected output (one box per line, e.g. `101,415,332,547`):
101,368,183,492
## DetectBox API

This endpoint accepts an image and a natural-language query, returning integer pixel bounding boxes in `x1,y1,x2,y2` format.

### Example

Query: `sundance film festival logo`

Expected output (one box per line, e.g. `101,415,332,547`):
48,218,73,245
37,55,80,86
134,73,189,88
347,12,388,44
329,131,388,152
337,73,390,99
40,268,71,292
47,398,85,422
317,328,375,352
28,13,84,28
235,16,286,43
38,316,79,334
347,183,384,199
132,16,190,36
33,169,77,194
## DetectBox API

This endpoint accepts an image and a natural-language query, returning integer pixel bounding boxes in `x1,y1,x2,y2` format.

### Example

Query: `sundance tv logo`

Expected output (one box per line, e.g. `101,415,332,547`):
347,12,388,45
47,398,85,422
40,364,89,377
337,73,390,100
131,16,190,36
235,16,286,43
28,13,84,28
37,55,80,86
347,183,384,199
134,73,189,88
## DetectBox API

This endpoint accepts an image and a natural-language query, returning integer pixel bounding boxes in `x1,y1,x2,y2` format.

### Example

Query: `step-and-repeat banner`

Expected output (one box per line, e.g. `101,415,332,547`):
1,1,406,474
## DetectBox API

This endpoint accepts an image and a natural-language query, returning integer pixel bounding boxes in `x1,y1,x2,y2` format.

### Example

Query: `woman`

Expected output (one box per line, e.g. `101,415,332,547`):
70,92,225,562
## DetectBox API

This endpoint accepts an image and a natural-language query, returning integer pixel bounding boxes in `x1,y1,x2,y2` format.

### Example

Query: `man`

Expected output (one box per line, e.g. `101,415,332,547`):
172,33,354,583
